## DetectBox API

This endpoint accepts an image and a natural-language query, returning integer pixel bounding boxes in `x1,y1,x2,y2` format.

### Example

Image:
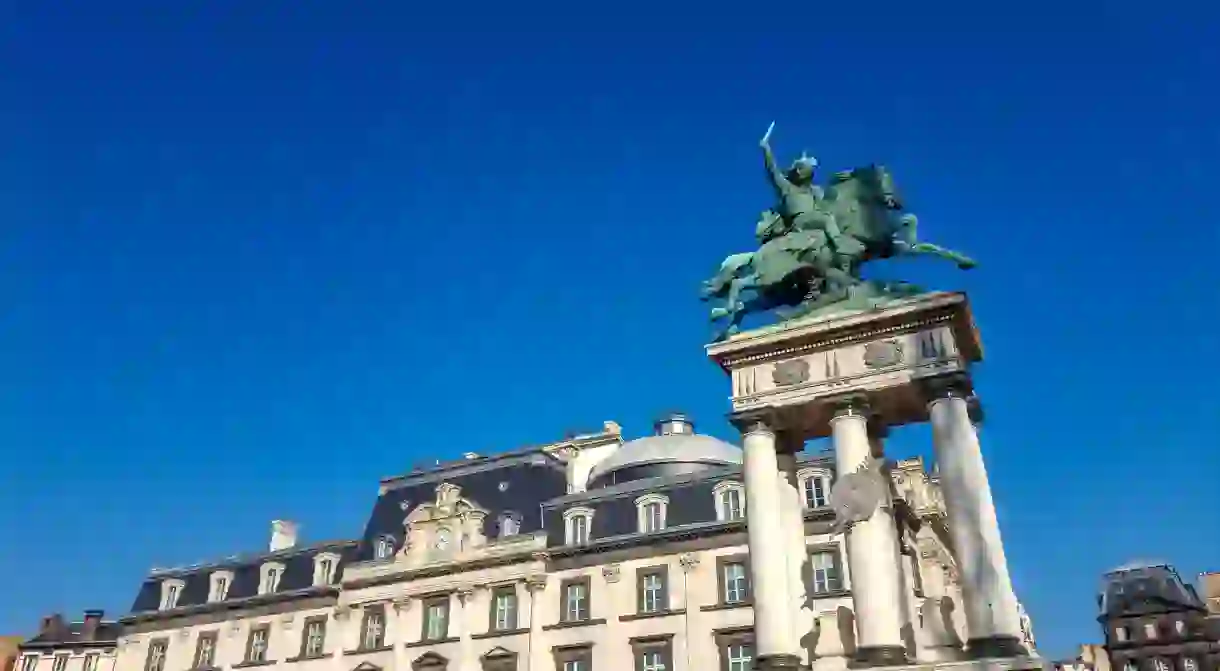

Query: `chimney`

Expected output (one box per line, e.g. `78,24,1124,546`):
270,520,299,552
39,614,65,636
82,610,104,640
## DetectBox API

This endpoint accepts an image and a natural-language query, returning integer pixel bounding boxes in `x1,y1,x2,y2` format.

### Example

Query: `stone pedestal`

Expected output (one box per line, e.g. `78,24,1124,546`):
708,292,1033,668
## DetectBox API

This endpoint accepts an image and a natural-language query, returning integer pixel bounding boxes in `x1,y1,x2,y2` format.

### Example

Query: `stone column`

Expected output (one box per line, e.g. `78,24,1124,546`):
455,587,475,671
926,375,1025,658
830,397,908,666
776,438,811,658
736,414,802,671
391,598,411,671
328,606,351,671
524,575,548,671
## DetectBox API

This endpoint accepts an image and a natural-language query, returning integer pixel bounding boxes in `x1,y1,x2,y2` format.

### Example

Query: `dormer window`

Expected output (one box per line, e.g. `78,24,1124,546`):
374,535,396,560
713,481,746,521
313,552,340,586
160,578,185,610
209,570,234,602
499,512,522,538
259,562,285,594
635,494,669,533
798,468,830,509
563,507,594,545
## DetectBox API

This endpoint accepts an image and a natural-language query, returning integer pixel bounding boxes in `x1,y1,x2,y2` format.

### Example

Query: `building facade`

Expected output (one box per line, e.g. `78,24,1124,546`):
1098,564,1220,671
105,414,998,671
16,612,120,671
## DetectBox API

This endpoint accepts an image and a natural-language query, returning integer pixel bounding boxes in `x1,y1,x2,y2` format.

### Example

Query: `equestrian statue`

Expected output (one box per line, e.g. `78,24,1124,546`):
701,122,977,340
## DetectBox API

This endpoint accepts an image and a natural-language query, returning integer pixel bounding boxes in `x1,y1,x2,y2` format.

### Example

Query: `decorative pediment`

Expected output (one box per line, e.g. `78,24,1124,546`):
352,663,383,671
397,482,497,563
405,483,490,523
481,647,516,660
412,651,448,670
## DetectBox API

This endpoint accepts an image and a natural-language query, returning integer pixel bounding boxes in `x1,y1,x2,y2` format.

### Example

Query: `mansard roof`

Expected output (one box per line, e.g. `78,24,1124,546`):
356,448,568,562
126,539,358,617
1099,562,1208,619
19,613,120,650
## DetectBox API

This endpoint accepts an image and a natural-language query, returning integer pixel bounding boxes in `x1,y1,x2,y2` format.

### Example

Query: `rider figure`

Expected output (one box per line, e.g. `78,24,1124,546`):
760,137,860,271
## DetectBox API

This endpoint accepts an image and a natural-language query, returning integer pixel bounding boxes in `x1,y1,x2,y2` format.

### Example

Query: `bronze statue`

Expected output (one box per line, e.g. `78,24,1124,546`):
701,123,977,340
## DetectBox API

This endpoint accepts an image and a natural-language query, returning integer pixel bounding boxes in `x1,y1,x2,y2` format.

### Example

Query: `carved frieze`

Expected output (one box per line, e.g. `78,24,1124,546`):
863,339,904,368
772,359,811,386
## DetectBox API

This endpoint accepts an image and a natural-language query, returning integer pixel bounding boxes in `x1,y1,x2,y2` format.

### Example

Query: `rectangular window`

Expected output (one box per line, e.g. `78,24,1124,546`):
637,567,668,614
556,646,592,671
21,656,37,671
631,639,672,671
51,656,67,671
562,579,590,621
361,607,385,649
641,651,666,671
721,489,743,520
491,586,517,631
726,642,753,671
145,639,169,671
804,476,827,508
722,561,749,604
83,656,99,671
246,626,270,663
422,597,449,641
302,617,327,658
193,632,218,669
318,559,333,585
810,550,842,594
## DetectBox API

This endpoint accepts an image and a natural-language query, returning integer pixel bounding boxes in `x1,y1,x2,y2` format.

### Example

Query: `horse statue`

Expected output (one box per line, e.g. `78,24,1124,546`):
701,137,976,340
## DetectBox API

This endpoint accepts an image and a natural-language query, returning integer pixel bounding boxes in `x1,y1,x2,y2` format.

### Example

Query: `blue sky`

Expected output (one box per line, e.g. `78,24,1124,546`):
2,0,1217,658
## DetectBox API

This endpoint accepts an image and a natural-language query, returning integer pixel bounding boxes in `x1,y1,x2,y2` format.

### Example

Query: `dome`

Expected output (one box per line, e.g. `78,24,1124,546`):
587,412,742,487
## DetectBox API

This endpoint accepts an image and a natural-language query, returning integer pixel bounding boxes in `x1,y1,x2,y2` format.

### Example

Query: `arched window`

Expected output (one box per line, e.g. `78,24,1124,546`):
712,481,746,521
498,512,521,538
634,494,669,533
374,535,396,560
798,467,830,509
563,507,594,545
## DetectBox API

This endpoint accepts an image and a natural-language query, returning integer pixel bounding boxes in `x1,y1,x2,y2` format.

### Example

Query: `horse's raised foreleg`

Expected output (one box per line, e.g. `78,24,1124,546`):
894,214,976,269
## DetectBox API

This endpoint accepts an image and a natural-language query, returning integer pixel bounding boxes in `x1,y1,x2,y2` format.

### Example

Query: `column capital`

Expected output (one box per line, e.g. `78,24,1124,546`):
524,575,547,592
828,393,872,421
728,409,779,435
920,373,974,404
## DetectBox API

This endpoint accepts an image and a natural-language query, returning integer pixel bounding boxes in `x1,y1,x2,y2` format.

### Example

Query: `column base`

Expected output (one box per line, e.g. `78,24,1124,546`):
966,636,1027,659
851,646,909,667
755,653,804,671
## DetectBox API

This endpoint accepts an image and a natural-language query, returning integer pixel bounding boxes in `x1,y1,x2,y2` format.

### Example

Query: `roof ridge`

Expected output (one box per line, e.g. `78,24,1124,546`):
148,539,358,577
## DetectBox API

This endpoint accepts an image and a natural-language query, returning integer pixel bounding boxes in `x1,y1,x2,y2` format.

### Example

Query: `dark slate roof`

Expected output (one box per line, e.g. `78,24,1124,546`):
1099,563,1208,619
20,615,120,650
542,452,835,547
128,539,358,615
356,449,568,562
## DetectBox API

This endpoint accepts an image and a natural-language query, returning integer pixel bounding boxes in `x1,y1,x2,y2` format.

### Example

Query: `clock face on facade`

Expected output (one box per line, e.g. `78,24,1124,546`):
433,528,451,551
